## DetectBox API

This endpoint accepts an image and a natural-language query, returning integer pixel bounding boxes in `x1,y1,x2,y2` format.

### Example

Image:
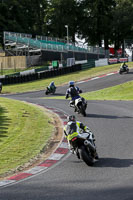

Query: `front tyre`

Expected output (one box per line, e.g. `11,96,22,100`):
79,146,94,166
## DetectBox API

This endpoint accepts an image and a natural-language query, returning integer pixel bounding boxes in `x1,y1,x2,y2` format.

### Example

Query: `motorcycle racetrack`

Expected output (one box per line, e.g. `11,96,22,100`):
0,70,133,200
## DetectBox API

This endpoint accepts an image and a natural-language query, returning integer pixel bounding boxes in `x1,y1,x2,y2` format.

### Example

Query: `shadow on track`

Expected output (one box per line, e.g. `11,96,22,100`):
94,157,133,168
45,93,65,96
86,113,133,119
125,71,133,75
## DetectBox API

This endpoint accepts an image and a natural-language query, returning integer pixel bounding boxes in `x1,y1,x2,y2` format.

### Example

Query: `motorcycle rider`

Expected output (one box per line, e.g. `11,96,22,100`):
65,81,82,112
48,81,56,92
64,115,99,160
120,62,128,71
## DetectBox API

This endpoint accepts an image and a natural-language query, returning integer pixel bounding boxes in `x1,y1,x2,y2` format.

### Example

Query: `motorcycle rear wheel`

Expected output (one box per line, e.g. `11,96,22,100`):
45,90,49,95
52,90,56,94
119,70,122,74
79,105,86,117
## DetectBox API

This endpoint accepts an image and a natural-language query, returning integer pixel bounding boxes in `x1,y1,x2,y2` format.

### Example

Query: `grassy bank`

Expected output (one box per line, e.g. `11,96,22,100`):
82,80,133,100
2,62,133,94
0,98,54,177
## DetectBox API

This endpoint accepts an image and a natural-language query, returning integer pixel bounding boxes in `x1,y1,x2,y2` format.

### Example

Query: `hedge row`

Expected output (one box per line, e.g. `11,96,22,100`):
0,64,82,85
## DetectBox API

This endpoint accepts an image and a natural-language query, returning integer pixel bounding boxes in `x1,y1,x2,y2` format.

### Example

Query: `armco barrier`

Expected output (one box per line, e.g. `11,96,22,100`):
0,64,81,85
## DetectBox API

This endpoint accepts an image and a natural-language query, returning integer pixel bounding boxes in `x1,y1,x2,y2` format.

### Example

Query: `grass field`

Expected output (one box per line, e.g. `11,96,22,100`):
82,80,133,100
0,98,54,177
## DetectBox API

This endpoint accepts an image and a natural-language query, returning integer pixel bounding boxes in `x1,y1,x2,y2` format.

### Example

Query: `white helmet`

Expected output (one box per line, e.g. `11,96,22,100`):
67,115,76,122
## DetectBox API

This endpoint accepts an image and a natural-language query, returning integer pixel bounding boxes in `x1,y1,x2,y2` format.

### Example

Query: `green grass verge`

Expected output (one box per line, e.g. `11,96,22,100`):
2,62,133,94
0,97,54,177
82,80,133,100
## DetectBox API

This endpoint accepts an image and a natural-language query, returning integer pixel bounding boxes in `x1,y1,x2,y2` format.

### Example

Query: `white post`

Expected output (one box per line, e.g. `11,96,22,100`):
65,25,69,44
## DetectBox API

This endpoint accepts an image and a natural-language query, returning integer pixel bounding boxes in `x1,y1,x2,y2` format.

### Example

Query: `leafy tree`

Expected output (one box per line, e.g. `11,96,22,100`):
77,0,116,49
0,0,133,53
45,0,79,42
111,0,133,55
0,0,48,46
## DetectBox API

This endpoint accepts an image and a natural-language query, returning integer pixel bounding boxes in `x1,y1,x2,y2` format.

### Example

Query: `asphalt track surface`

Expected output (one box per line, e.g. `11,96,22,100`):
0,70,133,200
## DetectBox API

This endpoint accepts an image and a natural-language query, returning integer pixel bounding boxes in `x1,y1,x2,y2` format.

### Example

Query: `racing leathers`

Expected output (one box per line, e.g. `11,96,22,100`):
64,120,98,159
64,120,93,150
121,62,128,70
48,82,56,92
65,86,82,108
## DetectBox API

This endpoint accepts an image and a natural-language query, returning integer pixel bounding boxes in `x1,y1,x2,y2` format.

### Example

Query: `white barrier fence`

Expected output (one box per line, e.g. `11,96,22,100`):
95,58,108,67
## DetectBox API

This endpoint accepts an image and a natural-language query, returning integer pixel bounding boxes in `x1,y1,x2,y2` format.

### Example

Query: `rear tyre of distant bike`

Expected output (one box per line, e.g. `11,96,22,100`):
79,105,86,117
52,89,56,94
119,70,122,74
45,90,49,95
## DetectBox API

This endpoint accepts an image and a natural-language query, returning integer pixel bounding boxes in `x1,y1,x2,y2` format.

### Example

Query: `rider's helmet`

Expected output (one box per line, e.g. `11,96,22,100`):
69,81,74,87
67,115,76,122
51,81,54,85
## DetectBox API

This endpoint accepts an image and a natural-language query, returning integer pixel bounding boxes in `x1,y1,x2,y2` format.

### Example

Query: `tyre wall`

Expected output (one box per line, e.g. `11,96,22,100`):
0,64,82,85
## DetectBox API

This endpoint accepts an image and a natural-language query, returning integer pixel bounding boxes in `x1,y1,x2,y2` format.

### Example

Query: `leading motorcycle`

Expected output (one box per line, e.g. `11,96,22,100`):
70,131,98,166
119,66,129,74
70,97,87,117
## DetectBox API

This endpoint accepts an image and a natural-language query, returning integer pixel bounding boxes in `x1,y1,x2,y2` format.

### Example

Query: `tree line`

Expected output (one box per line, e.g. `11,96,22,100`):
0,0,133,53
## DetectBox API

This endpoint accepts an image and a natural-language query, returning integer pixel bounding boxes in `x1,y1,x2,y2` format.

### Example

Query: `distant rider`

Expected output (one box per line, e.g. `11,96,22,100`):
120,62,128,70
48,81,56,92
64,115,99,160
65,81,82,110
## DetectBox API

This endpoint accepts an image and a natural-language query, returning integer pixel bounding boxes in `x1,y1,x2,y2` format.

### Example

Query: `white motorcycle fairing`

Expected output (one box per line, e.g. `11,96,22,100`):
75,97,82,106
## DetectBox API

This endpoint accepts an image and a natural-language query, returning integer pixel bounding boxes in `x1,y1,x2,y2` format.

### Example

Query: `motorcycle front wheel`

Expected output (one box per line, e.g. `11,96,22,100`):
79,146,94,166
